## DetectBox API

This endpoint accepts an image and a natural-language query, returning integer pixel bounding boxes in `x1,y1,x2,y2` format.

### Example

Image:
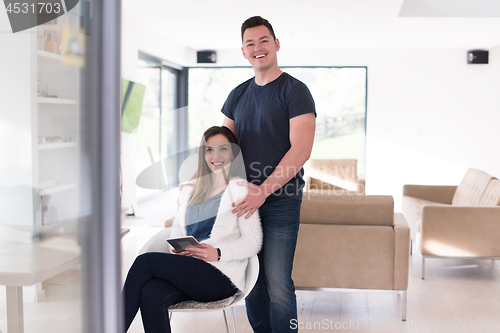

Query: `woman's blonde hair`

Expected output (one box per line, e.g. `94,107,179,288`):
188,126,242,206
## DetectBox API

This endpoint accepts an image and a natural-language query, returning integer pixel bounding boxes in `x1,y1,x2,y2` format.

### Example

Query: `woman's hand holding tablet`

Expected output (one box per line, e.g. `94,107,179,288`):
167,236,202,252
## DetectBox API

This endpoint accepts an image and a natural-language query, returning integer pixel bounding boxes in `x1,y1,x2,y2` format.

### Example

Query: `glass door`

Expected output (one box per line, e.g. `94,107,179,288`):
0,0,122,332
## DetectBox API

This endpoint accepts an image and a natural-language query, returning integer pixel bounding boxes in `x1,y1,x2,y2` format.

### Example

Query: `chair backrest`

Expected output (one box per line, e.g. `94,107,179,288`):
232,254,259,305
302,193,394,226
139,228,172,255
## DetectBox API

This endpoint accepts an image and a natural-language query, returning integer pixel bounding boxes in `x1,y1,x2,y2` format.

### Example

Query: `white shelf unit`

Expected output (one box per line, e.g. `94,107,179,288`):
34,18,80,227
38,142,77,150
39,183,77,196
38,97,77,105
37,49,63,61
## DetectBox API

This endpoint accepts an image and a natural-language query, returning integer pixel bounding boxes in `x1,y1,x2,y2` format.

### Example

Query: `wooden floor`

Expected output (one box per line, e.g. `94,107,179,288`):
2,196,500,332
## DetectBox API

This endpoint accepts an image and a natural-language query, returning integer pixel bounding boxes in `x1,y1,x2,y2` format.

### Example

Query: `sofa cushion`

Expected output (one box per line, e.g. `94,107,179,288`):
478,178,500,206
452,168,494,206
402,196,447,242
300,192,394,226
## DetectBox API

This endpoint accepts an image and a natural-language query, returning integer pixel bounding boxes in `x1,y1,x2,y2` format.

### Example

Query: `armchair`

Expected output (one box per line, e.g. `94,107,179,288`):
305,159,365,194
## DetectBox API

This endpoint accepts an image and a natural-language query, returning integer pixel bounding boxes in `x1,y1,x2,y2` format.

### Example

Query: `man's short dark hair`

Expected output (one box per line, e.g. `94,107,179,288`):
241,16,276,41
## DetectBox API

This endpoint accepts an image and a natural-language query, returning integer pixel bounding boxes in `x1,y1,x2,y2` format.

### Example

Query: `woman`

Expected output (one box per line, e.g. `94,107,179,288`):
123,126,262,333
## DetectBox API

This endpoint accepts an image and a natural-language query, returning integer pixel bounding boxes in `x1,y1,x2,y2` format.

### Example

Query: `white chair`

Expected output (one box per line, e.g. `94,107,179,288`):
139,228,259,333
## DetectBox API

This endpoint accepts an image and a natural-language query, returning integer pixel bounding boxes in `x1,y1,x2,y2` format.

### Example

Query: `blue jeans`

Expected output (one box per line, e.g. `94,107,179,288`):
246,195,302,333
123,252,238,333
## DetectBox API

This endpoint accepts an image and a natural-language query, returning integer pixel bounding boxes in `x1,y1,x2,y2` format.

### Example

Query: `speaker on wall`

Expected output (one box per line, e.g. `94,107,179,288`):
197,51,217,64
467,50,488,64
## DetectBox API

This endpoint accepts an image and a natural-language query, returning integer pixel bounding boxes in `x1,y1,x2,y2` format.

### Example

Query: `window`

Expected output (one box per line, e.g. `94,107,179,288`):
188,67,253,147
286,67,367,177
124,55,180,203
188,67,367,176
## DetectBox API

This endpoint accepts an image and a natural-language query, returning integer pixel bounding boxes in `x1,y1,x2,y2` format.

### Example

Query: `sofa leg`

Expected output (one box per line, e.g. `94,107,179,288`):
421,256,426,280
402,290,407,321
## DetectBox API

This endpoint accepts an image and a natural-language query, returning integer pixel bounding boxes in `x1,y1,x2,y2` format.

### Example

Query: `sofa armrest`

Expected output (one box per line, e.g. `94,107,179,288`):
393,213,410,290
421,206,500,256
402,185,457,204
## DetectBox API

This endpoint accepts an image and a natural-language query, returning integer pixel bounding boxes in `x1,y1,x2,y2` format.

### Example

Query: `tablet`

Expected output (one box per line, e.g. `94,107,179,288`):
167,236,202,252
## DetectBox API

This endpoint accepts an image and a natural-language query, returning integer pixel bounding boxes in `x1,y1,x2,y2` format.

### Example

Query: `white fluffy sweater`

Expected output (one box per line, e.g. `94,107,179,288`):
169,178,263,291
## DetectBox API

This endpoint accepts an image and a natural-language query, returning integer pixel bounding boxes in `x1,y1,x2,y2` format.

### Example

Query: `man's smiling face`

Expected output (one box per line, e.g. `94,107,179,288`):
241,25,280,72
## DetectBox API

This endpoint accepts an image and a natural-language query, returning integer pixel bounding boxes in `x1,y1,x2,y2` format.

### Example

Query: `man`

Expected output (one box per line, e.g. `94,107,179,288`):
221,16,316,333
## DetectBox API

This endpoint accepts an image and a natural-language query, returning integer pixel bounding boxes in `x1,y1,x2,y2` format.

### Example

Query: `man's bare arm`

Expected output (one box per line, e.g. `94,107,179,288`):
223,116,237,138
232,112,316,218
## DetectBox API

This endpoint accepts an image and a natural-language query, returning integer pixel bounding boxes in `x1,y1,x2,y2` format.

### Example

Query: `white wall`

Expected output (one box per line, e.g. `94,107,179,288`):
362,46,500,211
122,15,194,80
193,46,500,211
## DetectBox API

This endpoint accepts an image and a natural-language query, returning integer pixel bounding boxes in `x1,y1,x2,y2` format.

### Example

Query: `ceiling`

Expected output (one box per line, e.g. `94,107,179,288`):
123,0,500,50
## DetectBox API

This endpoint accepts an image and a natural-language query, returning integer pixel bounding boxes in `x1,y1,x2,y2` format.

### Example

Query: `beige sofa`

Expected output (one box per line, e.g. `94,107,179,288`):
402,168,500,279
305,159,365,194
292,191,410,320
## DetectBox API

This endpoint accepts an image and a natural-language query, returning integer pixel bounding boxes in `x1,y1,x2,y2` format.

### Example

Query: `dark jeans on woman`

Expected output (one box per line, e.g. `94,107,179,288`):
123,252,238,333
246,195,302,333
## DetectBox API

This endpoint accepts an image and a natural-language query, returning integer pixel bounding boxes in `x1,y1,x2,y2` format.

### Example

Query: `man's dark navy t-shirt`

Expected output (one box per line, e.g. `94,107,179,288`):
221,72,316,200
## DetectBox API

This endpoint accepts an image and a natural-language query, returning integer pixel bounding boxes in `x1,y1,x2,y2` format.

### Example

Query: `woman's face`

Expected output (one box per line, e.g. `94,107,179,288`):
205,133,234,173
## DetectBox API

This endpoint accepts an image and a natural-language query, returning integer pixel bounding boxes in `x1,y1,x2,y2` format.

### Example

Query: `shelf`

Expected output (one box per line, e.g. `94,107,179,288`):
39,142,76,150
37,50,62,61
38,97,76,105
33,24,80,227
38,24,58,31
40,183,76,196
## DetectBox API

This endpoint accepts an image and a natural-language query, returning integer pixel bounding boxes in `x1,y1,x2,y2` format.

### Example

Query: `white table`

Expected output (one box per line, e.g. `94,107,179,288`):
0,226,80,333
0,226,131,333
